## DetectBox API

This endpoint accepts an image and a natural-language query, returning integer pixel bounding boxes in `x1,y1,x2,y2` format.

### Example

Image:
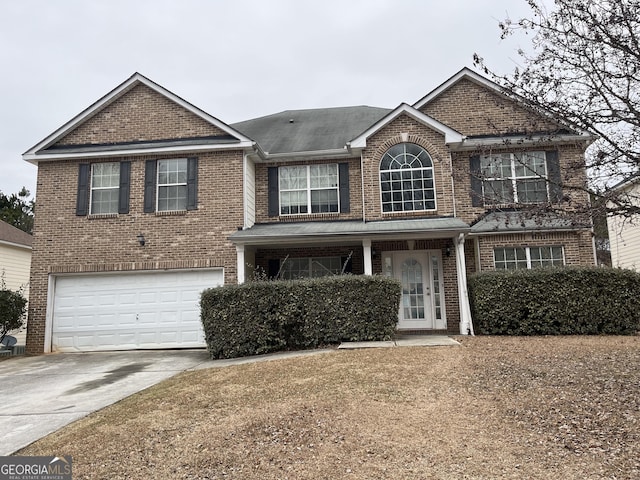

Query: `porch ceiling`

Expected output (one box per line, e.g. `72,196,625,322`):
230,217,470,245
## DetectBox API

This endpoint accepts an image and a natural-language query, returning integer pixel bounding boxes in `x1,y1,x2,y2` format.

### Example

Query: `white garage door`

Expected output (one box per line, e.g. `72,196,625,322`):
52,269,223,352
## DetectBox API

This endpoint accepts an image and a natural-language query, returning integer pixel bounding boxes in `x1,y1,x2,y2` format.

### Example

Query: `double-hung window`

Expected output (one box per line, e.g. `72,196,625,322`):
494,246,565,270
279,164,339,215
143,157,198,213
157,159,188,211
76,161,130,216
90,162,120,214
480,151,548,204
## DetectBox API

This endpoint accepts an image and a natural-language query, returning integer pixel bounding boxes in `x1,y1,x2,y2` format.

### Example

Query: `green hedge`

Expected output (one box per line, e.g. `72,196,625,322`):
201,275,401,359
468,267,640,335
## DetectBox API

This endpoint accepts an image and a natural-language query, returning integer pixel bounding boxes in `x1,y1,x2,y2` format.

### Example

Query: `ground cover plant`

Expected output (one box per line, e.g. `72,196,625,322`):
20,336,640,479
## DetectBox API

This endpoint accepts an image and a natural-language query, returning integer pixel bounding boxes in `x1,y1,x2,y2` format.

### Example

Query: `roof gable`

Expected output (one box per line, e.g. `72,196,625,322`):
24,73,252,163
414,68,590,140
348,103,463,149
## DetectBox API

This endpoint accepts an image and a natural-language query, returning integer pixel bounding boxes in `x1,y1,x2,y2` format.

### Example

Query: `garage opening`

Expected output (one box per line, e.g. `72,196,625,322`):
51,269,223,352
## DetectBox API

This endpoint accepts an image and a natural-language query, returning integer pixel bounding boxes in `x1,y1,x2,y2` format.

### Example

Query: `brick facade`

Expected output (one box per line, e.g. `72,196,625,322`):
25,69,597,354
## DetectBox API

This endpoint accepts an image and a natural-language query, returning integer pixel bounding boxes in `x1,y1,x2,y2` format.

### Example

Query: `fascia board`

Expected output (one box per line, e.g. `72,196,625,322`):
24,140,256,164
0,240,32,250
468,227,588,237
348,104,463,149
230,228,468,246
453,133,594,152
253,148,353,163
23,73,252,157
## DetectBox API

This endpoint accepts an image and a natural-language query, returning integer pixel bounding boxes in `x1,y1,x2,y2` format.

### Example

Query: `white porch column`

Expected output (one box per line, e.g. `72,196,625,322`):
362,239,373,275
454,233,474,335
236,244,246,284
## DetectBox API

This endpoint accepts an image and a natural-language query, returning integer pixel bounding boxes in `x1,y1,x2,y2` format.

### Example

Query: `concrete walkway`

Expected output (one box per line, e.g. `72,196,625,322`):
338,335,460,349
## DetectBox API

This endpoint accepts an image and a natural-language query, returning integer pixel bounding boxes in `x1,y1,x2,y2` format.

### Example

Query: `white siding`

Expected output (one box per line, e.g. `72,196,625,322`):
0,243,31,300
607,182,640,270
244,154,256,228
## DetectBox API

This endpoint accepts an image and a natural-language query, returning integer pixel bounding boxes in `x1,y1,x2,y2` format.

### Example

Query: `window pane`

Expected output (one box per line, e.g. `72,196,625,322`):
280,166,307,190
280,190,308,215
517,179,548,203
90,162,120,214
158,159,187,186
311,189,338,213
310,164,338,188
91,188,119,214
484,179,513,203
158,185,187,211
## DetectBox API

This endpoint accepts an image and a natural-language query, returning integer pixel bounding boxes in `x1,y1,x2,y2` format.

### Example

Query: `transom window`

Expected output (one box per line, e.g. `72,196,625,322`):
380,143,436,213
90,162,120,214
157,159,188,211
279,164,339,215
481,151,548,204
280,257,342,279
494,246,565,270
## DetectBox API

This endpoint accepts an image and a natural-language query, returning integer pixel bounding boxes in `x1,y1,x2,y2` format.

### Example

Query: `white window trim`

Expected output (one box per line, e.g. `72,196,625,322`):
156,158,188,212
89,162,120,215
493,245,566,270
379,144,437,214
481,151,549,204
279,164,340,216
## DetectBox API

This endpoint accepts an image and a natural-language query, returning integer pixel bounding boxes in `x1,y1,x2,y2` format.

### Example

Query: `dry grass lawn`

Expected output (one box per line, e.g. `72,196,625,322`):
20,336,640,479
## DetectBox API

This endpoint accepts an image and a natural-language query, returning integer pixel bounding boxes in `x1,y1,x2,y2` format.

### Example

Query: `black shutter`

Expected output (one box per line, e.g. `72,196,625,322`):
144,160,157,213
469,155,483,207
118,161,131,214
186,157,198,210
76,163,90,216
268,259,280,279
339,162,350,213
268,167,279,217
546,150,563,203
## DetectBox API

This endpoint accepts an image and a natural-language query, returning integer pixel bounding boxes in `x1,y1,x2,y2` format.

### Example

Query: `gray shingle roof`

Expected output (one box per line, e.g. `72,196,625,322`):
0,220,32,248
230,217,469,244
231,106,391,154
470,211,589,234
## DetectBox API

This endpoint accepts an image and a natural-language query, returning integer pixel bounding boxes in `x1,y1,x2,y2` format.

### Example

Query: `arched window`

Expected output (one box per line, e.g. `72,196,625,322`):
380,143,436,212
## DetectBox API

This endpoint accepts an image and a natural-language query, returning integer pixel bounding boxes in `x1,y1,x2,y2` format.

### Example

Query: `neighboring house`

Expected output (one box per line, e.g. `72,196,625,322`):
23,68,596,354
0,219,32,299
607,176,640,270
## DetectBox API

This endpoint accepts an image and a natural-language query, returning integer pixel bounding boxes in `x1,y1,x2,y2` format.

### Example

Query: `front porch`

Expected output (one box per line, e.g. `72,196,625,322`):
230,218,474,335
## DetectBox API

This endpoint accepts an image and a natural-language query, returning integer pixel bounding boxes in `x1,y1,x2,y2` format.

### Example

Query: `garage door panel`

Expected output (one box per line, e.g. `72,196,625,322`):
52,269,222,352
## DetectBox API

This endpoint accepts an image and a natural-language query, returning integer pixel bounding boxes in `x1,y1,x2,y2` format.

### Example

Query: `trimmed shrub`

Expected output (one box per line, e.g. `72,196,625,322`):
468,267,640,335
201,275,401,359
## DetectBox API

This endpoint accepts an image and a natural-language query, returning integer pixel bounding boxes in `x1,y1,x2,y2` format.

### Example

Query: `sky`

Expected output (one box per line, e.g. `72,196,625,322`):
0,0,542,198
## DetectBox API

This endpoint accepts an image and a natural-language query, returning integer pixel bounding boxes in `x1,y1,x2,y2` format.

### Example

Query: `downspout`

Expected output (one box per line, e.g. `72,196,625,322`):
455,233,474,335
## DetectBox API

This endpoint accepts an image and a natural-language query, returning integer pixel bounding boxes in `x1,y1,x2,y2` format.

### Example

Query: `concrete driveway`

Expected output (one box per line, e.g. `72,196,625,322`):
0,349,210,455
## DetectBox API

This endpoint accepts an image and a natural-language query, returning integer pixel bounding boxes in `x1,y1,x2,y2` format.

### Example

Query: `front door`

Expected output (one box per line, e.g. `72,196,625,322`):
383,250,446,330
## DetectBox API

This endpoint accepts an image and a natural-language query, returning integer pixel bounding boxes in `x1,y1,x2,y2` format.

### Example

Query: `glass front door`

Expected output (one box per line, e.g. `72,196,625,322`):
383,250,446,330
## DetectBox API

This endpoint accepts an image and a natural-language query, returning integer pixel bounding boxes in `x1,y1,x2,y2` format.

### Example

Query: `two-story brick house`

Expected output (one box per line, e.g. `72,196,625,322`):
23,68,596,354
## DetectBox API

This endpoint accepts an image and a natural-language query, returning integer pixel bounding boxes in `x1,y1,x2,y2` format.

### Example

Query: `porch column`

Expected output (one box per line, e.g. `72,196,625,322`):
454,233,474,335
236,244,246,284
362,239,373,275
